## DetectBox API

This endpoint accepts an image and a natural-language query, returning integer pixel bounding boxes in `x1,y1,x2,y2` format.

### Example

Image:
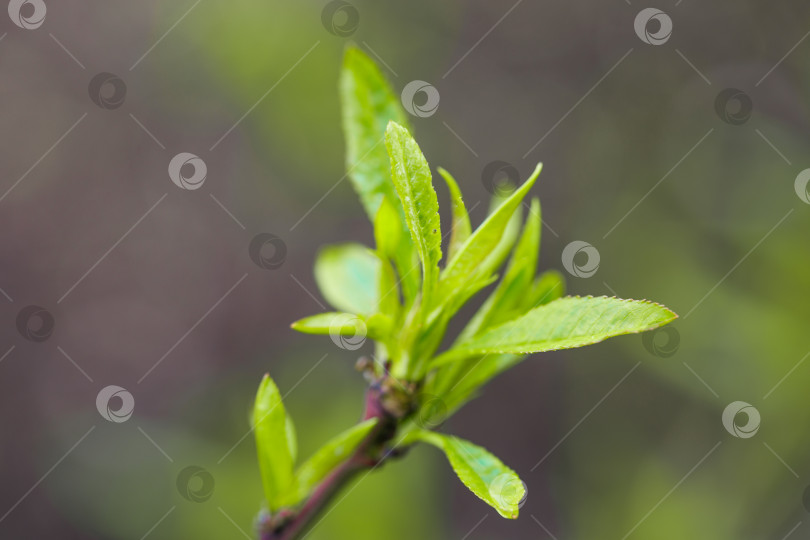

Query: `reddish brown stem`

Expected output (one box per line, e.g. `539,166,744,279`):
260,384,403,540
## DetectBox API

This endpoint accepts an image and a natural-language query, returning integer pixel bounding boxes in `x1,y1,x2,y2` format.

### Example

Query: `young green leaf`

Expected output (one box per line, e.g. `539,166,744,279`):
341,48,419,306
461,198,542,339
432,296,678,368
409,273,499,377
505,198,542,286
437,167,471,260
375,255,401,321
291,312,393,349
374,197,418,308
523,270,566,309
385,121,442,306
478,195,523,278
286,415,298,464
415,182,524,371
314,244,380,316
253,374,295,510
409,430,525,519
439,354,523,413
281,419,379,506
340,46,411,220
374,196,403,257
440,164,542,302
291,312,366,335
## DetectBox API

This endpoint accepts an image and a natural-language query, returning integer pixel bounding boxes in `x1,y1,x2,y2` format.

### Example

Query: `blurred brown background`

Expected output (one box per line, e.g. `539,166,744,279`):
2,1,810,539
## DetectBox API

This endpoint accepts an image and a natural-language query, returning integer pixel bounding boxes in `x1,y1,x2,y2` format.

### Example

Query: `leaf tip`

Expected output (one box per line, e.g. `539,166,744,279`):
341,43,365,66
524,162,543,188
385,119,407,136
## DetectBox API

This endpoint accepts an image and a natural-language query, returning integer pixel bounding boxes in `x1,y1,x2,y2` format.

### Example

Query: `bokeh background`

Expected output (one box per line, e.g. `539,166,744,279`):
2,1,809,539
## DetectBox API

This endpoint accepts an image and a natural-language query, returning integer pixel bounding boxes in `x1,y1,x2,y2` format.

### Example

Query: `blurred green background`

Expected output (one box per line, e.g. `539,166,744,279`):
1,1,809,539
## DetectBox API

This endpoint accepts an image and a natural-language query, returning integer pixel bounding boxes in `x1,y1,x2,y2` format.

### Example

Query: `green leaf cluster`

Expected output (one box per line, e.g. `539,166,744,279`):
255,46,677,522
